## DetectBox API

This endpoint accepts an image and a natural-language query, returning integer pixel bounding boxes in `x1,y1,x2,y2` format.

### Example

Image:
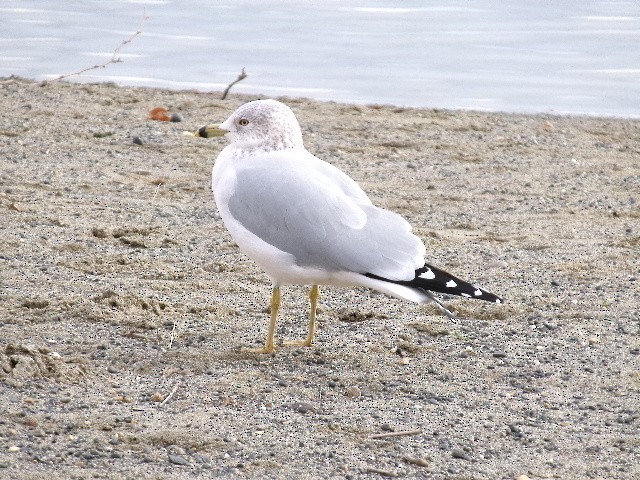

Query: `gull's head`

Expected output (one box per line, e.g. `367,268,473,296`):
197,99,304,152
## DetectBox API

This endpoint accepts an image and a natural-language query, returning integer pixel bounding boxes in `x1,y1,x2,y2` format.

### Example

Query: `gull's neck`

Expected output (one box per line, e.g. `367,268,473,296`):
229,135,304,156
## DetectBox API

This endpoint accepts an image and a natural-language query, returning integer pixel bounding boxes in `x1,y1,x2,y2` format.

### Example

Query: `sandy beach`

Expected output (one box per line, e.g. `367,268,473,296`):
1,77,638,479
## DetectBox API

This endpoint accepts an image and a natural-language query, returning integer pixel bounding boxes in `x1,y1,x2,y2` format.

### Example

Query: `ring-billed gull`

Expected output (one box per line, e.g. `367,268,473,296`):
196,99,501,354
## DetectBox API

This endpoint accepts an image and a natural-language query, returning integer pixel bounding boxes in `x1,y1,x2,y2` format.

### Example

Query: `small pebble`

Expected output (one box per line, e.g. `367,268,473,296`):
169,113,183,122
167,445,186,455
8,446,20,452
132,136,143,145
150,392,165,402
403,455,430,467
291,402,314,414
345,386,361,398
193,453,211,464
21,415,39,427
492,351,507,358
168,454,189,465
516,475,531,480
107,365,118,374
485,260,508,269
451,448,471,461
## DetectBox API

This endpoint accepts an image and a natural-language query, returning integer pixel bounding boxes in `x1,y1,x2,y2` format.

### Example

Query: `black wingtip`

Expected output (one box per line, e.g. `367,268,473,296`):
412,264,503,303
366,263,502,304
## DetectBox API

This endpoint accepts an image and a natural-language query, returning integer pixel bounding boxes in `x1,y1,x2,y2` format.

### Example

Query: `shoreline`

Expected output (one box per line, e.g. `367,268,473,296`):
13,74,640,120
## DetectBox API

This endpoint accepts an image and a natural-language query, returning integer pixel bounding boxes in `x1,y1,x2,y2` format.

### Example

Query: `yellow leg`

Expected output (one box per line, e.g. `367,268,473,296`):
284,284,320,348
307,284,320,346
250,286,280,354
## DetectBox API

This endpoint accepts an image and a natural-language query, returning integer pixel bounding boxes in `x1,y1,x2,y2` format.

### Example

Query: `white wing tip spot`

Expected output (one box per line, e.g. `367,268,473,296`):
419,269,435,280
495,299,502,304
446,279,457,288
461,293,471,298
474,289,483,296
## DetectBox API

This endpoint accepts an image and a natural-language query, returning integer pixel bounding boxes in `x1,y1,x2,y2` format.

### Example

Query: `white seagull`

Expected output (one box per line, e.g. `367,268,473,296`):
197,99,501,354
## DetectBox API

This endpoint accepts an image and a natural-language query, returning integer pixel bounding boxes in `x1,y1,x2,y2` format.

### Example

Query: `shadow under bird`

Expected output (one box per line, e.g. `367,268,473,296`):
196,99,502,354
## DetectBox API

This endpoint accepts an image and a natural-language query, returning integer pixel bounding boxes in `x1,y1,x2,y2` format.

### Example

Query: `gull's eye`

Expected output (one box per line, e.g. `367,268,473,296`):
238,118,249,126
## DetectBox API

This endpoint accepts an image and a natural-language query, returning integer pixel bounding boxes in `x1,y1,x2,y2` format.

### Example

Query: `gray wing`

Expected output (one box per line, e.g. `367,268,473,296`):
227,152,424,281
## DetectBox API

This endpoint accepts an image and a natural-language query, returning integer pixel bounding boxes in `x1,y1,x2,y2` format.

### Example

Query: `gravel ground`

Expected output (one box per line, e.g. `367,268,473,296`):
0,77,639,479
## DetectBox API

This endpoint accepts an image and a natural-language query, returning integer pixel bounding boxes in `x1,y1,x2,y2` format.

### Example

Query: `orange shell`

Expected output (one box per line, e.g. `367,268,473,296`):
149,107,171,121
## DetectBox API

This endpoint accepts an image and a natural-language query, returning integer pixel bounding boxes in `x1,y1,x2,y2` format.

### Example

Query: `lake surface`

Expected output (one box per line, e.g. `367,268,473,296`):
2,0,639,117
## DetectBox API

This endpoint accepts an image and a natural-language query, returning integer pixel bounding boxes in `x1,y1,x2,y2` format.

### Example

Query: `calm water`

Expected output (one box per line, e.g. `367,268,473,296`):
2,0,639,117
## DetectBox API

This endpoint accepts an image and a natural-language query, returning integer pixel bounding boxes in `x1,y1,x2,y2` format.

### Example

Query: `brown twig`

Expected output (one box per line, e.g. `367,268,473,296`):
221,68,247,100
50,10,149,83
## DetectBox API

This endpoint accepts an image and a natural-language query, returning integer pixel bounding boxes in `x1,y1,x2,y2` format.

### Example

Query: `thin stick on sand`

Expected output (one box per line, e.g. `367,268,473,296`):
370,429,422,440
167,317,179,349
160,383,180,405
